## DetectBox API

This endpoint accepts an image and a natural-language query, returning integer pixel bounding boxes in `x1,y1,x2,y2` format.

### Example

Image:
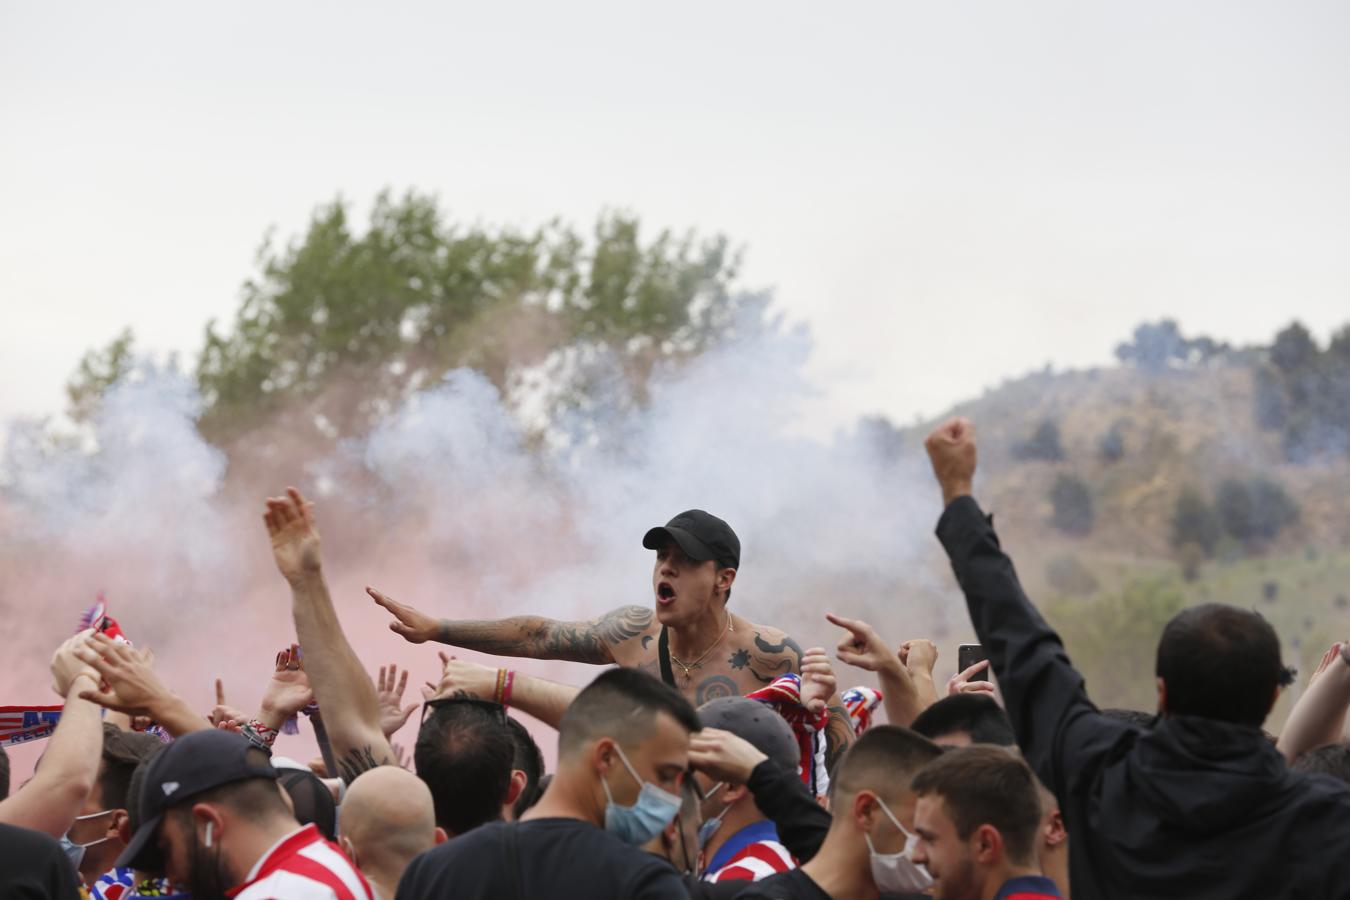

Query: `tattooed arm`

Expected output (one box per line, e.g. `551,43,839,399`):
370,591,654,665
266,489,394,784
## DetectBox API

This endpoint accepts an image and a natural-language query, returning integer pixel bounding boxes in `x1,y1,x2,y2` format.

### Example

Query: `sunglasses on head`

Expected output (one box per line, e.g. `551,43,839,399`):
419,694,508,727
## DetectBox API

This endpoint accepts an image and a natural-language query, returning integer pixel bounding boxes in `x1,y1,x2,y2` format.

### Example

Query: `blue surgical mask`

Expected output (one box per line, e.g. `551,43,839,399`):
601,745,682,845
60,809,116,869
697,782,728,849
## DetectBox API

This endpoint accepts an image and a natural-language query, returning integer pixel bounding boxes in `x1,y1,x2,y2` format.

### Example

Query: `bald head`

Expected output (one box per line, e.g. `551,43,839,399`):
340,767,440,878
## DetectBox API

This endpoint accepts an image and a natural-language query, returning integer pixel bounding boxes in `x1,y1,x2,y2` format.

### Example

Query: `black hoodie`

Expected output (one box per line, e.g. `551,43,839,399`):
937,496,1350,900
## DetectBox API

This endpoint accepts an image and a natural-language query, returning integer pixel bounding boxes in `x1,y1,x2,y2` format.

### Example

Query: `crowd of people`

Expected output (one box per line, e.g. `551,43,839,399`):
4,417,1350,899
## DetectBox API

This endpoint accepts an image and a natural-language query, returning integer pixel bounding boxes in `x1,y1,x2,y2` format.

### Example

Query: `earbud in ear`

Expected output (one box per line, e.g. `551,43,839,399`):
204,821,214,849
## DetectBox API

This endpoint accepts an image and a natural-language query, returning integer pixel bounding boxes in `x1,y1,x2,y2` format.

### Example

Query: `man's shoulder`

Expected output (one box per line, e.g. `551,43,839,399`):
730,868,820,899
237,830,370,900
737,620,804,667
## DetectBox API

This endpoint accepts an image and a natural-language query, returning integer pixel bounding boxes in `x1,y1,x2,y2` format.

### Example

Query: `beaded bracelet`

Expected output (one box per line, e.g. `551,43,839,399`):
241,718,279,753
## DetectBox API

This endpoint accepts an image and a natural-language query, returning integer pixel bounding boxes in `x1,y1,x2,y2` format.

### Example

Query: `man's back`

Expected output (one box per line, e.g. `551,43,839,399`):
936,494,1350,899
1059,713,1350,898
395,818,688,900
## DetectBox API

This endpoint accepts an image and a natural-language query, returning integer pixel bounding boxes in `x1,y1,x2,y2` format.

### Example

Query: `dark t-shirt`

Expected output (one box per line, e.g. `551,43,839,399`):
396,817,688,900
732,868,831,900
0,823,82,899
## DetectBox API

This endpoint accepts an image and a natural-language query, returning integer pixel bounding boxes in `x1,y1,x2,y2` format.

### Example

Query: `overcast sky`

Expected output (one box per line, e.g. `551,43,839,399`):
3,1,1348,437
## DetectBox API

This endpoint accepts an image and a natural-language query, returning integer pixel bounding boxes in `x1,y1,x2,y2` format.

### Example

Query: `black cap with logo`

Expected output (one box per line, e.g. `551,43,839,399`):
116,729,278,872
642,509,740,570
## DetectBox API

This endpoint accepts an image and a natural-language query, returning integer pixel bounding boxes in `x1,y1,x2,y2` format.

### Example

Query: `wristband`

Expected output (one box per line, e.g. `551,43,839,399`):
493,668,508,705
502,670,515,709
242,718,280,749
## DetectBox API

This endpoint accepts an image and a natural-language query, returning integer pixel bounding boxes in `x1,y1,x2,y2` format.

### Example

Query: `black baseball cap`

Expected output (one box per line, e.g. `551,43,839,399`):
642,509,740,570
116,729,278,871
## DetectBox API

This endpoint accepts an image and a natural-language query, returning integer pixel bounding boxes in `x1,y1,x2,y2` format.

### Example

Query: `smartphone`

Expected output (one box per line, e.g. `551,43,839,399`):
958,643,987,673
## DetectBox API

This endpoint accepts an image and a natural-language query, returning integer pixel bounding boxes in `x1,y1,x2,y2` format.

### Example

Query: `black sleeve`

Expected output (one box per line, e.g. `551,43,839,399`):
0,824,82,900
745,758,831,862
936,496,1130,798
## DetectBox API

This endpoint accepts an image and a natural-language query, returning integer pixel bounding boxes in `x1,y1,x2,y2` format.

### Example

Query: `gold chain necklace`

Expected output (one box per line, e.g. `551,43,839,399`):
669,611,734,683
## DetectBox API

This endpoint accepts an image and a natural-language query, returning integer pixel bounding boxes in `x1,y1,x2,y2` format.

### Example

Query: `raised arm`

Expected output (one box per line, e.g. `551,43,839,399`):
924,419,1125,795
827,613,937,727
265,487,393,783
0,632,105,837
1278,642,1350,763
428,654,580,729
370,587,653,665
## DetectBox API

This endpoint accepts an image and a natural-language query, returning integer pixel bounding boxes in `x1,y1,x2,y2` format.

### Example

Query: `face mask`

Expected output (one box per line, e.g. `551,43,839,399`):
60,809,116,868
865,797,933,895
697,782,728,849
601,744,682,845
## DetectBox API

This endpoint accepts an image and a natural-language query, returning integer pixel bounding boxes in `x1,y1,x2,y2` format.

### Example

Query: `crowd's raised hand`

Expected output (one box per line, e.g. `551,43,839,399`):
826,612,940,726
376,663,418,738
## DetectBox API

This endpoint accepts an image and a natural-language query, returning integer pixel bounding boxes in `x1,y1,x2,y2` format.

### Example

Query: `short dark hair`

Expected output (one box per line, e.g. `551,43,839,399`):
831,726,944,801
415,700,515,835
1156,604,1282,726
99,724,164,810
559,668,700,758
507,716,546,820
1292,743,1350,786
278,768,337,840
911,745,1042,865
911,695,1016,747
0,745,9,802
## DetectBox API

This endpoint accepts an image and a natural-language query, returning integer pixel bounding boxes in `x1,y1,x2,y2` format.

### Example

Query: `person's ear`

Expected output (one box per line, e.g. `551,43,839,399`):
592,738,617,774
191,803,224,846
719,568,737,596
108,809,129,841
340,836,359,868
973,823,1002,865
1044,810,1067,848
723,783,750,805
433,827,449,845
850,791,878,831
505,769,528,807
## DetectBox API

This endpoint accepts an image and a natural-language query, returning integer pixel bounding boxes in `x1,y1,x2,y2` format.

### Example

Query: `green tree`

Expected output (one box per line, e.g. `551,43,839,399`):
1171,488,1221,557
1049,474,1094,536
194,191,750,446
66,328,138,423
1014,419,1065,462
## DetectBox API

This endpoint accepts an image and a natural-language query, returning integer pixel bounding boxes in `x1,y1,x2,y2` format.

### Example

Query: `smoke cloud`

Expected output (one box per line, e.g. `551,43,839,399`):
1,309,960,778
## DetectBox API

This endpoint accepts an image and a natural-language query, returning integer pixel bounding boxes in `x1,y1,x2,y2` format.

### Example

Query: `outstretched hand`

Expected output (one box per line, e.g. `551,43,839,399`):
264,487,322,583
73,633,172,717
261,644,315,724
376,663,418,738
923,417,977,506
368,587,439,645
827,613,903,678
51,629,102,697
427,652,498,701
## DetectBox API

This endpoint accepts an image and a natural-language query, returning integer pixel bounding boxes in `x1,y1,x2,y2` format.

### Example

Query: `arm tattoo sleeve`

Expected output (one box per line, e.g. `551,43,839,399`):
336,745,389,784
436,606,652,664
824,705,854,774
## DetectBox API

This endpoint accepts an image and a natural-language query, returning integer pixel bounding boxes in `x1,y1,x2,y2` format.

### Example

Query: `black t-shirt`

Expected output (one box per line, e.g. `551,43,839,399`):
396,817,688,900
0,823,82,899
732,868,832,900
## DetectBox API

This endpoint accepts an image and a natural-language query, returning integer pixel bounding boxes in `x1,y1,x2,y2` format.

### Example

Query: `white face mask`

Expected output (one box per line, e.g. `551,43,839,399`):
865,797,933,894
59,809,116,869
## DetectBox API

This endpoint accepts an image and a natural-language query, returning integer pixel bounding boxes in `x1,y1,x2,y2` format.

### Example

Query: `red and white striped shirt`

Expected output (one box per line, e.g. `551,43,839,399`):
227,823,373,900
703,822,796,883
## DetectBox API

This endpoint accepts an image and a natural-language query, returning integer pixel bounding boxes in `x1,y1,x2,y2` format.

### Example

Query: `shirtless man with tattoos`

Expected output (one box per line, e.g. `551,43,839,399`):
370,509,856,768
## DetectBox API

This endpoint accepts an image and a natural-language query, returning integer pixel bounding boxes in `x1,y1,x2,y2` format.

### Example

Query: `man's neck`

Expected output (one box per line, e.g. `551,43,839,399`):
980,864,1048,900
520,766,602,828
1041,848,1069,899
668,605,731,660
703,805,768,869
800,829,877,900
361,866,400,900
